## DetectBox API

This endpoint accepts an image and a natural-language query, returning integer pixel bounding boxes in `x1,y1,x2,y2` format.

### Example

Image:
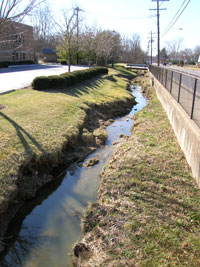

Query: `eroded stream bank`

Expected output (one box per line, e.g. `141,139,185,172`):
0,85,147,267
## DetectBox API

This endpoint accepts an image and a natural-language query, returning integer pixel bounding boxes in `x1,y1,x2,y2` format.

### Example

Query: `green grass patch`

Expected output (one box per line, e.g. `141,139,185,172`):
0,68,133,211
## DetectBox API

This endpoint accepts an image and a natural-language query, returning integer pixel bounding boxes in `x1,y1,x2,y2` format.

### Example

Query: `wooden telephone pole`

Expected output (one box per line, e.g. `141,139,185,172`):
151,0,169,66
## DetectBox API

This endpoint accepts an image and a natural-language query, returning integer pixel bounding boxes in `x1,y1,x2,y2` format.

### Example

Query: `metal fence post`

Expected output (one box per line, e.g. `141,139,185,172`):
165,69,168,89
170,71,173,94
191,78,197,119
177,73,182,103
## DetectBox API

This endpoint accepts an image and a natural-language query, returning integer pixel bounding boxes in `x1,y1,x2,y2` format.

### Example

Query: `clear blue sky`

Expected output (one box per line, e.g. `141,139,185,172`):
47,0,198,53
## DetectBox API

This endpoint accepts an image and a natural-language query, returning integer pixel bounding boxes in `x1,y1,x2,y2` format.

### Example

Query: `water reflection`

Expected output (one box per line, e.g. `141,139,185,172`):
0,226,37,267
0,86,146,267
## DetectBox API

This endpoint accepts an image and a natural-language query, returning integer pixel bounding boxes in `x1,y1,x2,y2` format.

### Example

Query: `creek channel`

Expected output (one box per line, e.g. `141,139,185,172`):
0,85,147,267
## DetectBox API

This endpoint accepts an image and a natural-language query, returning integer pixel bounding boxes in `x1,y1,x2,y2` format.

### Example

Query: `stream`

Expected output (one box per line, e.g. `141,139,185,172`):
0,85,147,267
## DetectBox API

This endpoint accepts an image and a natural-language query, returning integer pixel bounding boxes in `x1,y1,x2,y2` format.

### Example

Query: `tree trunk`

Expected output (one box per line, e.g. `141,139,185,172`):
88,52,91,68
68,46,71,72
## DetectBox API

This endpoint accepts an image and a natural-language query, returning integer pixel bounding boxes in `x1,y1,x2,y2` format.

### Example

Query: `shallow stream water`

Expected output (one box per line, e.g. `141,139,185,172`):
0,85,146,267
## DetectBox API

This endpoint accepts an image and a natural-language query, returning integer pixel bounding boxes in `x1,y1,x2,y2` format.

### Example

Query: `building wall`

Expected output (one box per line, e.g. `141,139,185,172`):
43,54,57,62
0,21,34,62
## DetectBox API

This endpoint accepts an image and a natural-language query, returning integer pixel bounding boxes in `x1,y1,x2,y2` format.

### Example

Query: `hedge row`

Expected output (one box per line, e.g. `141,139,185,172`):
31,67,108,90
0,60,35,68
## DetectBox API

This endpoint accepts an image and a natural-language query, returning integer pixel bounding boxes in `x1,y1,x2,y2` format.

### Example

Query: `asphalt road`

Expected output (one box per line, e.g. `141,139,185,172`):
0,64,88,94
165,66,200,79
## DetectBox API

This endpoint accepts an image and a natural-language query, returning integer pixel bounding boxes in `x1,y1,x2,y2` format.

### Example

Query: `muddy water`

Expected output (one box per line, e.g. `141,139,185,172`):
0,85,146,267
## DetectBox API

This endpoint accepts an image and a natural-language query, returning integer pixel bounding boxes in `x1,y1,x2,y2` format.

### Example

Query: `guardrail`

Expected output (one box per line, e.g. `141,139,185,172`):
124,64,149,70
149,65,200,127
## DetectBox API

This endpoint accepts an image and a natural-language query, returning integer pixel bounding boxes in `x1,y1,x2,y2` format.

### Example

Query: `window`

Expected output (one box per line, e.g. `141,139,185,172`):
12,34,24,45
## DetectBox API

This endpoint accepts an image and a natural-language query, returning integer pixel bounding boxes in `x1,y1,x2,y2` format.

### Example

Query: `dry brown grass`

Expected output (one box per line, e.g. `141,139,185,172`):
73,74,200,267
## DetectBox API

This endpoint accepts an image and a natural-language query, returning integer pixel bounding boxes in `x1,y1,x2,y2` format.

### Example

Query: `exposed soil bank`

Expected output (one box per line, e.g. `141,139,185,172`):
73,75,200,267
0,88,136,253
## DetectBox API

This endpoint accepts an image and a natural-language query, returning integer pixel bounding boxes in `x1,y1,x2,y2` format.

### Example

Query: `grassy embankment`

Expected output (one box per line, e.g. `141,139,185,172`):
73,74,200,267
0,68,135,215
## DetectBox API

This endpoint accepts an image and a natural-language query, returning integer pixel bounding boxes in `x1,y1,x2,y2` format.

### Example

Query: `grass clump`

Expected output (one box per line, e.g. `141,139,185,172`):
73,74,200,267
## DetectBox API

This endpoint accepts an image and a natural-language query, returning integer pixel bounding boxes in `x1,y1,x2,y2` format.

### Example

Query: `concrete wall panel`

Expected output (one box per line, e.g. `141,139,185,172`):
153,76,200,186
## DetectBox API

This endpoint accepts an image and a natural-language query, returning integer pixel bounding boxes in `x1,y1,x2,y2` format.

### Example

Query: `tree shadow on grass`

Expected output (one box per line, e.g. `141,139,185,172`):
43,77,119,102
0,112,46,156
114,66,137,79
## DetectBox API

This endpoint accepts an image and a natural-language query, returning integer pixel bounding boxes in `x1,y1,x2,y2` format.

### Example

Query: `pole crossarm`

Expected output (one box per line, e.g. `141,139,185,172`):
150,8,167,10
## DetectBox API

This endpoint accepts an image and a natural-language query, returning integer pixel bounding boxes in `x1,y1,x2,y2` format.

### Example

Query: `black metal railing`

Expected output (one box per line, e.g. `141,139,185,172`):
149,65,200,127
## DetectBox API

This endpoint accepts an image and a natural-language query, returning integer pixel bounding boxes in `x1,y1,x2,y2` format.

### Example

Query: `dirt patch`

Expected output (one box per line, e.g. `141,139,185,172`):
0,104,7,110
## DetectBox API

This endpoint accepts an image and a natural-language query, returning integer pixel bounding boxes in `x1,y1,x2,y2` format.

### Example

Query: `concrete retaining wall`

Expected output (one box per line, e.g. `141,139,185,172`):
152,76,200,186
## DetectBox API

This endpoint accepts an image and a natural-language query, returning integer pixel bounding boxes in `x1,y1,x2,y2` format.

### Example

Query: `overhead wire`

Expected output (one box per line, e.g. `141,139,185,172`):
161,0,187,36
84,10,149,20
161,0,191,38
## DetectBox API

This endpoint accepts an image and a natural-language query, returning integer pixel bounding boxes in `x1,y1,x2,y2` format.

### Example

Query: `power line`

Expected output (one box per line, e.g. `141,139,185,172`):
162,0,191,38
84,10,149,20
162,0,187,36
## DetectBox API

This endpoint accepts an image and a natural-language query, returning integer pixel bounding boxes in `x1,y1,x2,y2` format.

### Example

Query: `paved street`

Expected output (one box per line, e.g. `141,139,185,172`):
165,66,200,79
0,64,88,94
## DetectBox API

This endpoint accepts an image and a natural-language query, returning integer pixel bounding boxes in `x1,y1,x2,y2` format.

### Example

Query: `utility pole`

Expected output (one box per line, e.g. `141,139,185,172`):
148,31,156,64
151,0,169,66
147,41,150,64
150,31,153,64
156,0,160,66
74,6,84,65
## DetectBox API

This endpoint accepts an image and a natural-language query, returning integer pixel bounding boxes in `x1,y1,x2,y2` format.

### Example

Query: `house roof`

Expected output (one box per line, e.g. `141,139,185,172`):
42,48,56,55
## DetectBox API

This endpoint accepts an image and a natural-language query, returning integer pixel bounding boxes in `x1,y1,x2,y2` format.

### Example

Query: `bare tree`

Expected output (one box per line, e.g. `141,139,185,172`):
111,31,122,67
165,37,184,62
31,3,54,58
32,4,53,40
0,0,43,33
94,29,120,66
80,25,96,67
121,34,145,64
0,0,44,62
56,9,78,72
194,45,200,62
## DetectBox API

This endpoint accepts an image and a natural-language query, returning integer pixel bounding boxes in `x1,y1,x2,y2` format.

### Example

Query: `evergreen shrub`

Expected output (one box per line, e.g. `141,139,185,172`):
32,67,108,90
0,60,35,68
31,76,50,90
